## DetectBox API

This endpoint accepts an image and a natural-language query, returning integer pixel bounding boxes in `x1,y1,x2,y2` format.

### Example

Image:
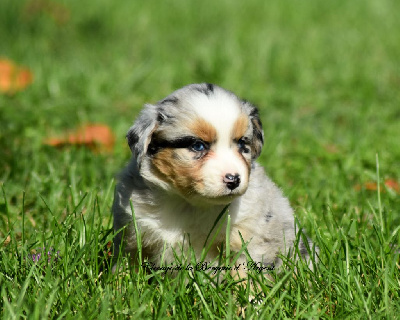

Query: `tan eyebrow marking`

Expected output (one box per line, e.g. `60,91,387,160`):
189,118,217,143
232,114,249,140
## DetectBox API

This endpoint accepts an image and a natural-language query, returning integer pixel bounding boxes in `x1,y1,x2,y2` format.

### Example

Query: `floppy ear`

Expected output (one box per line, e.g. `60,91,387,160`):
126,104,159,167
242,101,264,159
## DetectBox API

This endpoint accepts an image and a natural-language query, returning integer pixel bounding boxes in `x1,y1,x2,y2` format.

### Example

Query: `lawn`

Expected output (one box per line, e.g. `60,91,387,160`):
1,0,399,318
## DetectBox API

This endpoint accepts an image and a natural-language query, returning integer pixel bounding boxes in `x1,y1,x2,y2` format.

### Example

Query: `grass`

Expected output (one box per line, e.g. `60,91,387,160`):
1,0,399,318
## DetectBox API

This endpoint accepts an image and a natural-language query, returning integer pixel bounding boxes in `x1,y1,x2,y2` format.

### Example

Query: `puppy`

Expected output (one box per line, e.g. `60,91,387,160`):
112,83,315,276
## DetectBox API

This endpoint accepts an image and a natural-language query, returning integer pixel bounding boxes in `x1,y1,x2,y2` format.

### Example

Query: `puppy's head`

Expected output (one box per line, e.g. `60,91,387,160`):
127,83,264,205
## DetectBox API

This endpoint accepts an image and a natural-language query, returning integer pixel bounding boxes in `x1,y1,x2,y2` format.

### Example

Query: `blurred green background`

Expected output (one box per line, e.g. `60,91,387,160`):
1,0,400,244
1,0,400,318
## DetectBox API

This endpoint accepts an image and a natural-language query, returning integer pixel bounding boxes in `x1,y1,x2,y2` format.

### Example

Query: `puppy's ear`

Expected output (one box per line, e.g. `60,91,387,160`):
242,101,264,159
126,104,159,167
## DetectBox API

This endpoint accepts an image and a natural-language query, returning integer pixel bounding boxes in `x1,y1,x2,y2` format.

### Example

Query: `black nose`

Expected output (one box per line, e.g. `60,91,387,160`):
224,173,241,190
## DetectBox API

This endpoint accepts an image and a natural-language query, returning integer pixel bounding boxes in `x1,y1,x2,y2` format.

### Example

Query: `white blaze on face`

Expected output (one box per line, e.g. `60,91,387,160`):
188,90,250,199
189,91,242,145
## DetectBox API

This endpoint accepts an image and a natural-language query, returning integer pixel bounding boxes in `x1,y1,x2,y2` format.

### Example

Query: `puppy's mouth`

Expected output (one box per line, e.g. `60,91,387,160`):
189,194,235,206
194,186,247,205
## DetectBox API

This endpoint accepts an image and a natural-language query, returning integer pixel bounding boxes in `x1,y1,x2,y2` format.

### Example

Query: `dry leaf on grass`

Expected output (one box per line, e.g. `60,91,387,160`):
0,58,33,94
44,124,115,153
384,179,400,193
354,179,400,194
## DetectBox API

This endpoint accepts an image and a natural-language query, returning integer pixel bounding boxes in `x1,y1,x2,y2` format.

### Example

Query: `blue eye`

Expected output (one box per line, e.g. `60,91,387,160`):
238,138,249,153
191,140,206,152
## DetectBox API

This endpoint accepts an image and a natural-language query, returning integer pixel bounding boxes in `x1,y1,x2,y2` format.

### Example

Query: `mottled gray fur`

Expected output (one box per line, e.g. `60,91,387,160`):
112,83,317,273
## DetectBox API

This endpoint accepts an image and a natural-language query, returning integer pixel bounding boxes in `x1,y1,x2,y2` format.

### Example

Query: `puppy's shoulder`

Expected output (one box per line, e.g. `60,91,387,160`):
113,158,154,210
241,162,294,221
116,158,146,190
245,162,283,201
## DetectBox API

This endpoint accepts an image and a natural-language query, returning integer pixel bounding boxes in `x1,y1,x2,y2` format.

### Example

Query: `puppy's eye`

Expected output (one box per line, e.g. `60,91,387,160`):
190,140,207,152
238,138,246,150
237,137,250,153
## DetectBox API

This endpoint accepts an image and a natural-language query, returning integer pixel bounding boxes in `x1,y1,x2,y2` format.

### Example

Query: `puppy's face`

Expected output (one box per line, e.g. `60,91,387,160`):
127,84,264,205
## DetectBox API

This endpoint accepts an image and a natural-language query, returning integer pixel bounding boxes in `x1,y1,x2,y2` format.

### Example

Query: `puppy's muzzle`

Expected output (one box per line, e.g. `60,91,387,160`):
224,173,241,190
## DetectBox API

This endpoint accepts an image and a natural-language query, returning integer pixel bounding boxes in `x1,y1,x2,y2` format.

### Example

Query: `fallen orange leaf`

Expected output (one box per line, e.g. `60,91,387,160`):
385,179,400,193
365,182,379,191
45,124,115,153
0,58,33,94
354,179,400,194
